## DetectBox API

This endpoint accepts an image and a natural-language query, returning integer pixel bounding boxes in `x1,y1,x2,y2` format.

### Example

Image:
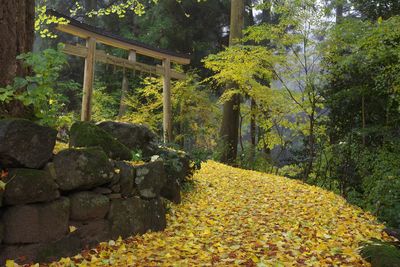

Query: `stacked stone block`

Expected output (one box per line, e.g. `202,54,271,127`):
0,119,193,264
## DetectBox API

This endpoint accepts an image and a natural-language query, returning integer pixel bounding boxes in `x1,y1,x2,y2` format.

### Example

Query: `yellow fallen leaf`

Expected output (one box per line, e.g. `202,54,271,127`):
251,254,259,263
40,161,391,267
165,253,172,258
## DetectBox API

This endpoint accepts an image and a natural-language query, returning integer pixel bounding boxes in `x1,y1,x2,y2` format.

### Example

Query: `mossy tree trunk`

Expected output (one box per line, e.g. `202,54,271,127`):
0,0,35,118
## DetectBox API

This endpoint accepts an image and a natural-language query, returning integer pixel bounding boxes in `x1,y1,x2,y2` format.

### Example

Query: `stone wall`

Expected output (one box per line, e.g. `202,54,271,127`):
0,119,193,264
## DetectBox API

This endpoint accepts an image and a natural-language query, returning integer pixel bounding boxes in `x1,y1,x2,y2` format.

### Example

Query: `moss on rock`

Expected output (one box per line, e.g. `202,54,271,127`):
97,121,159,159
361,240,400,267
69,122,131,161
69,191,110,221
0,119,57,168
4,169,59,205
53,147,116,191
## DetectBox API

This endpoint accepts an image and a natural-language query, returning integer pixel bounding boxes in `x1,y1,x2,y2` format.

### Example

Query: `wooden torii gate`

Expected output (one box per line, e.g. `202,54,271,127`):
49,11,190,143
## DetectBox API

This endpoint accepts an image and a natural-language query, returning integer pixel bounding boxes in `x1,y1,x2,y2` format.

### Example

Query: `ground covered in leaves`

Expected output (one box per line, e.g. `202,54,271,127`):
40,161,392,266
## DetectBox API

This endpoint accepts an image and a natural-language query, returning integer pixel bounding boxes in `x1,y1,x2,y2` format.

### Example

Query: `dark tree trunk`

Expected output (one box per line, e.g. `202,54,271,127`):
220,94,241,164
261,0,272,24
250,98,257,167
336,1,344,23
303,114,315,180
248,5,257,168
362,95,366,146
0,0,35,118
219,0,244,165
250,99,256,146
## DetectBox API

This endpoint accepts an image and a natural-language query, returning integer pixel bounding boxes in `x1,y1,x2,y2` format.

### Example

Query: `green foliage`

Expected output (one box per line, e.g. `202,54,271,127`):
307,138,400,228
159,146,202,191
158,147,185,180
323,17,400,143
35,0,158,38
278,164,304,180
0,180,5,191
122,73,220,151
204,0,329,177
181,178,197,193
203,45,276,103
357,145,400,228
360,239,400,267
91,81,120,121
173,73,220,150
189,147,213,170
307,143,342,193
351,0,400,20
0,44,79,128
165,154,183,173
35,3,70,38
203,43,299,165
314,16,400,228
122,77,163,133
129,0,229,67
235,141,267,171
131,149,143,162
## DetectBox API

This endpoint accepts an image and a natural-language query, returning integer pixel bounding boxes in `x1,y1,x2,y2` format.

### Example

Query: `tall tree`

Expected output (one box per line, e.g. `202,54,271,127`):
336,0,344,23
351,0,400,20
247,0,260,168
0,0,35,117
219,0,245,164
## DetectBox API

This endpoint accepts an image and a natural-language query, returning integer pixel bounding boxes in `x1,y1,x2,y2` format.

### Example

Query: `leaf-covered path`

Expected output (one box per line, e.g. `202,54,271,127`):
52,161,390,266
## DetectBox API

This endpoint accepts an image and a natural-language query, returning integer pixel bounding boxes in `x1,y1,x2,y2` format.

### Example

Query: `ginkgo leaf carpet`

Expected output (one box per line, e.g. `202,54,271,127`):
47,161,392,267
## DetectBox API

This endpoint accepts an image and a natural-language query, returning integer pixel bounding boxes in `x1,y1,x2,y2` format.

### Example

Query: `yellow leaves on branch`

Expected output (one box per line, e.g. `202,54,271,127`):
36,161,392,266
203,45,278,104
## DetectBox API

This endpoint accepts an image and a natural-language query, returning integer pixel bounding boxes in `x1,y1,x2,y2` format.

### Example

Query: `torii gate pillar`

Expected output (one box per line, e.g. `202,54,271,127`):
81,37,96,121
162,58,172,144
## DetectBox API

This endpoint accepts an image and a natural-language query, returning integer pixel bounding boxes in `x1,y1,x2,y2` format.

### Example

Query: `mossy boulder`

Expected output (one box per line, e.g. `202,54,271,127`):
107,197,146,238
69,122,131,161
69,191,110,221
114,161,135,197
159,148,194,203
159,147,193,183
142,198,167,232
0,234,83,265
134,160,166,199
2,198,70,244
4,169,59,205
34,235,83,263
69,220,110,246
107,196,166,239
361,240,400,267
0,119,57,168
97,121,159,158
161,178,181,204
53,147,115,191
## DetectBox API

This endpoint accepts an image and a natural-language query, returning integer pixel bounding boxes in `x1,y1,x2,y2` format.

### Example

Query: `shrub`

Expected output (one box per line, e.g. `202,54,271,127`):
0,43,80,128
358,145,400,228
